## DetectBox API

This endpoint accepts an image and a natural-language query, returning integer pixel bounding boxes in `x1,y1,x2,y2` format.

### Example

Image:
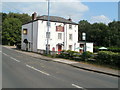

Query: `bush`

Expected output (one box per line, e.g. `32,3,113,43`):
81,51,94,61
57,50,81,60
96,51,120,67
16,43,21,49
108,47,120,53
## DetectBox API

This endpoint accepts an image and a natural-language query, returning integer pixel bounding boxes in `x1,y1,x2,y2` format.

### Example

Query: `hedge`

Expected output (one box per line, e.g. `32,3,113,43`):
96,51,120,67
81,51,94,61
57,50,81,60
57,50,95,61
94,47,120,53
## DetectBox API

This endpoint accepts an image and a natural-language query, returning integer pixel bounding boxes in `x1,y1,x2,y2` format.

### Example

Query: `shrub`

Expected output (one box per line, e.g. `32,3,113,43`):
96,51,120,67
81,51,94,61
57,50,81,60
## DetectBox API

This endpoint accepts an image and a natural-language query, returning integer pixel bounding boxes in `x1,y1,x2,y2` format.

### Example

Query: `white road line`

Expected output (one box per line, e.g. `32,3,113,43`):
2,52,20,62
0,51,2,53
26,64,50,76
3,53,9,56
10,57,20,62
72,84,83,88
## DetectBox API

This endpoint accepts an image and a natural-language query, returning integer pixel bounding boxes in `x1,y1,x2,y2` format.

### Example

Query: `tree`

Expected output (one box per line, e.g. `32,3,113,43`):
7,12,31,24
91,23,109,46
108,21,120,47
2,18,22,45
1,12,31,46
78,20,91,41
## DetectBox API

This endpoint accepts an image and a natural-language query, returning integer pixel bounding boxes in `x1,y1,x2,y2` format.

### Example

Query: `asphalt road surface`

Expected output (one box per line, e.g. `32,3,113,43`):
2,46,118,89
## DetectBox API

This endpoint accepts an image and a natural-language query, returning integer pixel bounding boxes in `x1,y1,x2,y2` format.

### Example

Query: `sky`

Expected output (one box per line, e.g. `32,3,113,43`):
1,0,119,24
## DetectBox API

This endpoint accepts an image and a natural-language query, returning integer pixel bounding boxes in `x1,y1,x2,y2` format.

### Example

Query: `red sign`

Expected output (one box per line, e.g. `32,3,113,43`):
56,26,64,32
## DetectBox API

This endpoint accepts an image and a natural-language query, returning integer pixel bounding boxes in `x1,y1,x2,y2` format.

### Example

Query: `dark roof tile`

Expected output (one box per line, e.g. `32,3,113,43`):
37,15,77,25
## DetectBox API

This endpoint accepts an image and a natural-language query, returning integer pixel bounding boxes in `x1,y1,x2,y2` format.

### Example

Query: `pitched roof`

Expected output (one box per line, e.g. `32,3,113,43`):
23,15,78,25
37,15,77,25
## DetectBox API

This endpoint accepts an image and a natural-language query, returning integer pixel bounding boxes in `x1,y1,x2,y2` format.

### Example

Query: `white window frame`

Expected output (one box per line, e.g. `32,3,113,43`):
69,34,72,40
58,33,62,40
69,24,72,29
47,21,51,27
69,45,72,50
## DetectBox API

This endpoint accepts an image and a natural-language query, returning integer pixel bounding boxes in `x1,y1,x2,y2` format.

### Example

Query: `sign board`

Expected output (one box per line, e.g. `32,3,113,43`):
56,26,64,32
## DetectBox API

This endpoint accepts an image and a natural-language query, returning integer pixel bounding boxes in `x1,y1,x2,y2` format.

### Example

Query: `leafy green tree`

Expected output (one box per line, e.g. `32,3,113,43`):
78,20,120,47
78,20,91,41
91,23,109,46
1,12,31,46
2,17,22,45
7,12,31,24
108,21,120,47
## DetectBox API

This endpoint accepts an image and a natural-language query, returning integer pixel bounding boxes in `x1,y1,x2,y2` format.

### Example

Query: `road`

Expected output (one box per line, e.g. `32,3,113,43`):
1,46,118,89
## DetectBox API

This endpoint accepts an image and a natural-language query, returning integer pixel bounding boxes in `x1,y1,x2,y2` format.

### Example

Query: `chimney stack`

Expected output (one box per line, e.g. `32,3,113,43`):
32,12,37,20
68,18,72,21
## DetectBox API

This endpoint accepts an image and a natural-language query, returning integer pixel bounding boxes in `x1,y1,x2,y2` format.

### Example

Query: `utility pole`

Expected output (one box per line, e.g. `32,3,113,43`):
46,0,50,55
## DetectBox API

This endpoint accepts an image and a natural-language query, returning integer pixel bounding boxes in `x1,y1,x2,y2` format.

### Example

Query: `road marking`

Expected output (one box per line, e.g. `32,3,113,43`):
72,84,83,89
2,52,20,62
0,51,2,53
3,53,9,56
10,57,20,62
26,64,50,76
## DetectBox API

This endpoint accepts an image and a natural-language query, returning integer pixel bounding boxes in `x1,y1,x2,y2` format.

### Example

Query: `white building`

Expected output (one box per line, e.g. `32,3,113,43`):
21,12,93,53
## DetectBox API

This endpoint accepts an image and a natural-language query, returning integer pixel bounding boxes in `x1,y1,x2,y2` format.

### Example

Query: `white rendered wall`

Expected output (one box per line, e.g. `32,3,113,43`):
32,21,38,52
65,24,78,51
21,23,32,51
21,21,38,52
37,20,46,50
22,20,79,52
86,43,93,53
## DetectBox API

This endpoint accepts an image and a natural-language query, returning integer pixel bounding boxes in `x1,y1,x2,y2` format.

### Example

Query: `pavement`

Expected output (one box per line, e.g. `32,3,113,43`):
3,45,120,77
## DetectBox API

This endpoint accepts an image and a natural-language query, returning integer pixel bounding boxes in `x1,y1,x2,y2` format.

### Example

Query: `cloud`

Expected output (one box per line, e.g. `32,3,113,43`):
2,2,89,23
89,15,112,24
50,2,88,21
2,0,119,2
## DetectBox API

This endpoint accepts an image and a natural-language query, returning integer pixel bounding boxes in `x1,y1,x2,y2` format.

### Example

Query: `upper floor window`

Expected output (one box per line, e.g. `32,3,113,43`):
58,33,62,40
69,34,72,40
46,32,50,39
69,24,72,29
23,29,27,35
47,21,51,27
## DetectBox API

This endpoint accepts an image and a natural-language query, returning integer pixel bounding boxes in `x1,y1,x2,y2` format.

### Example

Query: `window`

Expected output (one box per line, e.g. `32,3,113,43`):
46,44,50,50
58,33,62,40
56,26,64,32
23,29,27,35
69,24,72,29
47,21,51,27
69,34,72,40
69,45,72,50
46,32,50,38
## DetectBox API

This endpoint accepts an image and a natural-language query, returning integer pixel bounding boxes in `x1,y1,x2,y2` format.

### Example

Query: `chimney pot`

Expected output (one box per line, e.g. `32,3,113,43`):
32,12,37,20
68,18,72,21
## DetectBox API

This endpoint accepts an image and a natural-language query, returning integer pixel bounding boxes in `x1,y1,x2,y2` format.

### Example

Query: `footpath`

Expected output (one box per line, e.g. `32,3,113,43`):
3,46,120,77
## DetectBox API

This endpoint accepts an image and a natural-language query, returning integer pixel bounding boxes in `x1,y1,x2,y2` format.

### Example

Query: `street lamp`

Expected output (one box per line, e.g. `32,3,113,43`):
82,32,86,52
46,0,50,55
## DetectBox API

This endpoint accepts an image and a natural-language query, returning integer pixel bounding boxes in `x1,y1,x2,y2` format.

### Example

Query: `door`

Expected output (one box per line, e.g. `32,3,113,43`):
58,45,62,54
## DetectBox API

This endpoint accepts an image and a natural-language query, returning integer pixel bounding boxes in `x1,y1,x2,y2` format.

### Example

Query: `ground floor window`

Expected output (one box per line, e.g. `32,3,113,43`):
69,45,72,50
46,44,50,50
